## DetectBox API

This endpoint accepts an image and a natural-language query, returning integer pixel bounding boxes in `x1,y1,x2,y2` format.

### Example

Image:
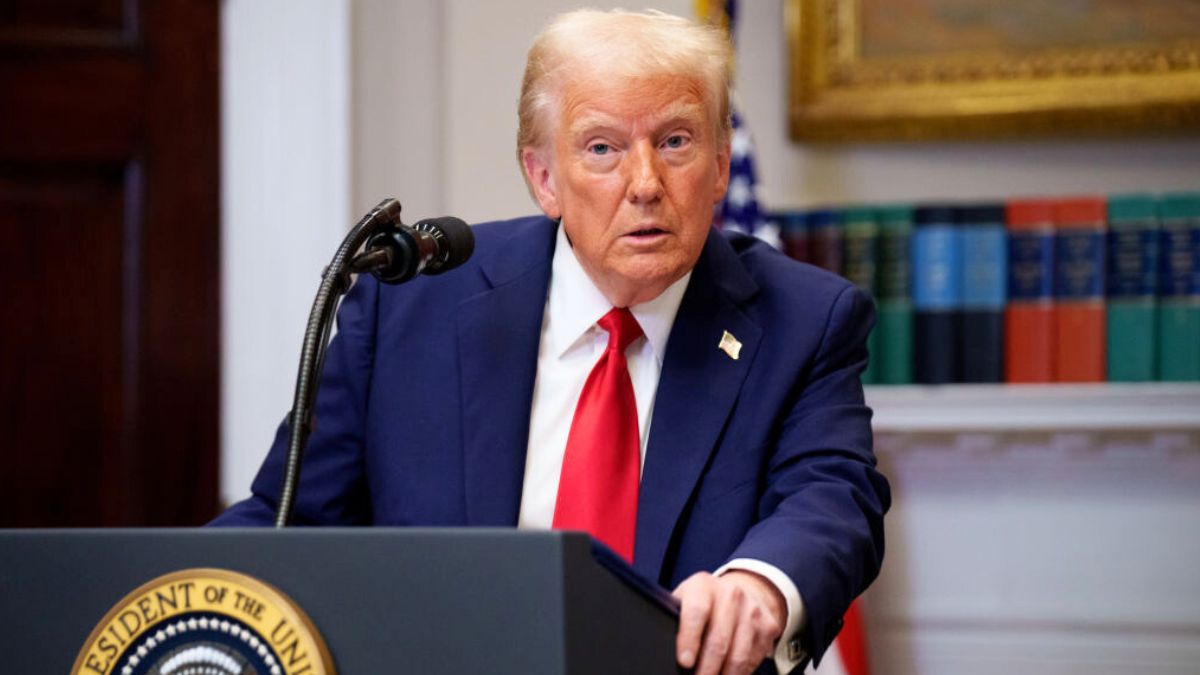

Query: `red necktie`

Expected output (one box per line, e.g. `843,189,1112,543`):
552,307,643,562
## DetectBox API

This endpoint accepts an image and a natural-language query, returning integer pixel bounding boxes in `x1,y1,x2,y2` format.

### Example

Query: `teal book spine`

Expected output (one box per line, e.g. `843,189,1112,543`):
1158,193,1200,381
841,206,880,384
1106,195,1159,382
875,205,913,384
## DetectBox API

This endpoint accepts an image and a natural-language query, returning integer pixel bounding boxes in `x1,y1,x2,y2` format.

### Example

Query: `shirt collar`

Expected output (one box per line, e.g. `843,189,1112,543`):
546,223,691,365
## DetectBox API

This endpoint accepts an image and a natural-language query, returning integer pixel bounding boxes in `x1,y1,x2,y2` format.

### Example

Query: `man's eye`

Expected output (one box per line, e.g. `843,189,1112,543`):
588,143,611,155
664,135,687,149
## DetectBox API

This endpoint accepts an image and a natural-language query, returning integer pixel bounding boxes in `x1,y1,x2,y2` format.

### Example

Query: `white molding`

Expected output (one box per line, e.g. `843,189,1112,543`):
867,383,1200,433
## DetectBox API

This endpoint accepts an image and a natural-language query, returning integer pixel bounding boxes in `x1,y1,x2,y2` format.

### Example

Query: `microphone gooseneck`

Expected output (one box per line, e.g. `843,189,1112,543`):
274,199,473,527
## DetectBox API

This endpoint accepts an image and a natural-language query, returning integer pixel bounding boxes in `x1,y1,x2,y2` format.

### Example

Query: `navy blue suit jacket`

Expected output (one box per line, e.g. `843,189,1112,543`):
214,215,890,666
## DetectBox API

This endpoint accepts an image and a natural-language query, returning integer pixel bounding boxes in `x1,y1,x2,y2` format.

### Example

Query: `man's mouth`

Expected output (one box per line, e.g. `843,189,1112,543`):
626,227,667,238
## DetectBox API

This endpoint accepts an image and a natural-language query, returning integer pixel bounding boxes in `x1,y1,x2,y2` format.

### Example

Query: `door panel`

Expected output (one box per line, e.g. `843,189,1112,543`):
0,0,218,526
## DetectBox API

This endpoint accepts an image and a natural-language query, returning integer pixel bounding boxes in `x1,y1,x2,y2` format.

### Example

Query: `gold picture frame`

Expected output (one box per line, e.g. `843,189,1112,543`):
787,0,1200,141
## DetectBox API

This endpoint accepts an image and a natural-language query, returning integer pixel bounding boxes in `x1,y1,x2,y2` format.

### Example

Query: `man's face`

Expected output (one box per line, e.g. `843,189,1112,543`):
522,71,730,307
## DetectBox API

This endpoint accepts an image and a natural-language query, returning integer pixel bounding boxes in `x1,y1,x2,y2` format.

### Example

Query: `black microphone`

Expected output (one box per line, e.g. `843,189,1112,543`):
352,217,474,284
274,199,472,528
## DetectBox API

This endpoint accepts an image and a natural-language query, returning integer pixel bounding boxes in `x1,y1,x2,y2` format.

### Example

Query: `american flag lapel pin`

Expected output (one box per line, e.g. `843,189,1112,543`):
718,330,742,360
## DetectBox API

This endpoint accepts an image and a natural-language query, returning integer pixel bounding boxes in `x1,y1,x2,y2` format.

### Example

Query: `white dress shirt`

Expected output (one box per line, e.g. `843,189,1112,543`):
518,225,805,673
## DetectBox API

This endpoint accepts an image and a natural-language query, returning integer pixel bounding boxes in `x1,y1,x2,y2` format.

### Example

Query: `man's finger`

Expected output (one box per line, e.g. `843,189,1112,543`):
674,573,714,669
695,580,742,675
721,609,759,675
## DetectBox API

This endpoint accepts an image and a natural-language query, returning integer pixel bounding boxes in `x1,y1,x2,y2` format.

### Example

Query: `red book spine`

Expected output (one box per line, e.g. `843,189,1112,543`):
1007,307,1054,382
1005,200,1056,382
1053,197,1107,382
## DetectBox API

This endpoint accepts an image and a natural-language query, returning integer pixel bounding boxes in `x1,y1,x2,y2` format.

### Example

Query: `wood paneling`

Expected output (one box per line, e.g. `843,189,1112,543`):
0,0,218,526
0,165,127,525
0,0,134,48
0,56,142,162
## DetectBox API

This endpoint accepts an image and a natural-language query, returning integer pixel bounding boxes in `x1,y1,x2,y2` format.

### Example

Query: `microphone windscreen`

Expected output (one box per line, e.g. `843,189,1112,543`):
419,216,474,274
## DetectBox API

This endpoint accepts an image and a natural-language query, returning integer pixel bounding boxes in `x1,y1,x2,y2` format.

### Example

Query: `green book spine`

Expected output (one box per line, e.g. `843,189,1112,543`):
841,207,880,384
1108,305,1157,381
1106,195,1159,382
1158,305,1199,380
1158,193,1200,381
875,205,914,384
876,306,912,385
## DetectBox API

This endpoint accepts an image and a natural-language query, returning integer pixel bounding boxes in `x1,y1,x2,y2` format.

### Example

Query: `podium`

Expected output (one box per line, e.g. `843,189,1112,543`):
0,528,685,673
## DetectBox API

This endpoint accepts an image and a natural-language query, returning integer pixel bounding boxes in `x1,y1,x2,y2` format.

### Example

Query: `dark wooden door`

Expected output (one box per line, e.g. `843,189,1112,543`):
0,1,219,525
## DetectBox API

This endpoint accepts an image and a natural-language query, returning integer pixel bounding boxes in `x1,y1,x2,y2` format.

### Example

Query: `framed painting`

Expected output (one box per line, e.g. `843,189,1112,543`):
786,0,1200,141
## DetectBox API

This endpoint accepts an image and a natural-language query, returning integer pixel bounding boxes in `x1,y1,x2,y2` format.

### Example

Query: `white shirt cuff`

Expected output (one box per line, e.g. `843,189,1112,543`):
716,558,807,674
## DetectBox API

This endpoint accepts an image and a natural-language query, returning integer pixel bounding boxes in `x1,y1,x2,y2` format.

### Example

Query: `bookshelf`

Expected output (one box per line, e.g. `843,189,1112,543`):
866,383,1200,434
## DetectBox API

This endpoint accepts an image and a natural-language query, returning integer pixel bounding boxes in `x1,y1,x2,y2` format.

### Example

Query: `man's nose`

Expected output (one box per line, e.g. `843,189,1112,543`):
625,141,664,204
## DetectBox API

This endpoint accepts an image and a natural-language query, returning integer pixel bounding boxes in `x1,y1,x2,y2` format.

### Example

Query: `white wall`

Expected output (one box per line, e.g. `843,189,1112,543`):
220,0,351,504
221,2,1200,672
350,0,445,223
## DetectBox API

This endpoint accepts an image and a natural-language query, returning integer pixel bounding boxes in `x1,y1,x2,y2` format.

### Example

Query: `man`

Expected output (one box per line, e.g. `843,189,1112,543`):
215,10,889,675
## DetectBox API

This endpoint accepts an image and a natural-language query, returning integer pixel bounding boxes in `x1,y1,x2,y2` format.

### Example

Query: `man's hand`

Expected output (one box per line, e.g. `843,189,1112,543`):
672,570,786,675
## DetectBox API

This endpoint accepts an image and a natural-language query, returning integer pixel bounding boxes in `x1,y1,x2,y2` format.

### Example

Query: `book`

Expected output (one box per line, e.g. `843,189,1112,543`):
776,211,810,264
808,209,843,276
1106,195,1159,382
1005,199,1056,383
875,205,914,385
957,204,1007,383
1157,193,1200,381
912,205,961,384
1054,197,1107,382
841,207,880,384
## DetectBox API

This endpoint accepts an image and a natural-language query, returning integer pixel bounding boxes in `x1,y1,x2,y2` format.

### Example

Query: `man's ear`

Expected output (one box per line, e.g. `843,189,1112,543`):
522,147,561,219
712,135,732,204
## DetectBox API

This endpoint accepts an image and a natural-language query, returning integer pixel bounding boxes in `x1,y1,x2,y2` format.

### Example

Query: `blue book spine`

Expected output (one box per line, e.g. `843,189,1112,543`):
912,206,962,384
1055,230,1105,300
1107,210,1159,299
958,205,1007,383
1008,229,1055,301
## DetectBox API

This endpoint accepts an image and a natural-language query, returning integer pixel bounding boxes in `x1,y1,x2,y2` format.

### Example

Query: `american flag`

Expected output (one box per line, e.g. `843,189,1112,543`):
808,600,870,675
722,110,782,249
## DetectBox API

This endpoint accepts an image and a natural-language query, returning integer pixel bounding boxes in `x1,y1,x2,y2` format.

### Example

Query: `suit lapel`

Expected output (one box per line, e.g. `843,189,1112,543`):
458,218,556,525
633,231,761,581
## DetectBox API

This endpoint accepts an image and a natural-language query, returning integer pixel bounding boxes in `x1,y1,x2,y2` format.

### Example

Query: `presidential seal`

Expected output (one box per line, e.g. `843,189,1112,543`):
71,568,335,675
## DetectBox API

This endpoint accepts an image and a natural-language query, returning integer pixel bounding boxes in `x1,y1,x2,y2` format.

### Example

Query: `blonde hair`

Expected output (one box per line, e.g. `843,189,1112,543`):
516,9,733,165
